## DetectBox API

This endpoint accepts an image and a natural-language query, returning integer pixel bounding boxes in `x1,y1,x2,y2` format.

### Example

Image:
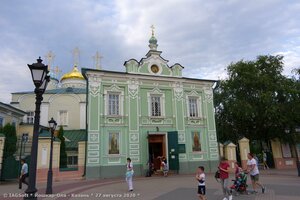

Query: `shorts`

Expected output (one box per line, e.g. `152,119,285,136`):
250,174,259,181
198,185,206,195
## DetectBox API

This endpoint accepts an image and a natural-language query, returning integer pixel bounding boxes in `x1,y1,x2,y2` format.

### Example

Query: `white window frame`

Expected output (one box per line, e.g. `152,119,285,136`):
186,95,202,118
26,111,34,124
58,110,68,126
108,93,120,116
104,85,124,117
147,89,165,118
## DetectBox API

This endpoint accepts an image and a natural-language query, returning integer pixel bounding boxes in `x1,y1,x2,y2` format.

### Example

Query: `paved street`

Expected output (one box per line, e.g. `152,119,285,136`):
0,169,299,200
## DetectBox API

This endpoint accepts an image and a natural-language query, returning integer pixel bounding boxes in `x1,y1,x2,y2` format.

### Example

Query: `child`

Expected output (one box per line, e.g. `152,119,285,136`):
161,157,168,177
196,166,206,200
126,157,134,192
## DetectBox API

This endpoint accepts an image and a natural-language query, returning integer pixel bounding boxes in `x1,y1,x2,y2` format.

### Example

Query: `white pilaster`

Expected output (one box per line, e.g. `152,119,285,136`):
40,103,49,127
80,102,86,129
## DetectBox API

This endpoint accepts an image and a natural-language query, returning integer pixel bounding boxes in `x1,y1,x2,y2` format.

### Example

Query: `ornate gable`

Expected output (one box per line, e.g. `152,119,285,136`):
124,26,184,77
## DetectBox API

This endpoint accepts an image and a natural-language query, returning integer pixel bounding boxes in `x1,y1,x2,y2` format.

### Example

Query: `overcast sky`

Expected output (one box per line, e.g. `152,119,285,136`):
0,0,299,103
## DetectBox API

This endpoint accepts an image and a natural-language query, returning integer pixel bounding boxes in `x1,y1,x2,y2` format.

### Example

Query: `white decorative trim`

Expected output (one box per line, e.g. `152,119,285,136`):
129,144,139,149
178,132,185,143
108,157,121,164
88,74,102,97
104,84,124,116
204,86,213,103
88,158,99,164
130,150,139,156
147,87,165,117
129,133,139,143
128,79,139,99
88,144,99,151
89,133,99,143
172,82,183,101
88,151,99,157
186,91,202,118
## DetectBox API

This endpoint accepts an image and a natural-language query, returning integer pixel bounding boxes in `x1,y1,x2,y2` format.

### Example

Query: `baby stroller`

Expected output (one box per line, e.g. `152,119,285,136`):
230,172,248,195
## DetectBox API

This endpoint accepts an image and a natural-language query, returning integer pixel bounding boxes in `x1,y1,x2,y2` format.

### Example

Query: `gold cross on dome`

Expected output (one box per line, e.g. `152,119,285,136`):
72,47,80,66
150,25,155,36
93,51,103,70
45,51,55,70
54,66,62,77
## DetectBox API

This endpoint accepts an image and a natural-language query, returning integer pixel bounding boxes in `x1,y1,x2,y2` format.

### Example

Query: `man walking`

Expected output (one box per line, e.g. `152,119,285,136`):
19,159,28,189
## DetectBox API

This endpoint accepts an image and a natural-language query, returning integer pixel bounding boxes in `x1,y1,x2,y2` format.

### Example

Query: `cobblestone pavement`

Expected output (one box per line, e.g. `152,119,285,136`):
0,170,299,200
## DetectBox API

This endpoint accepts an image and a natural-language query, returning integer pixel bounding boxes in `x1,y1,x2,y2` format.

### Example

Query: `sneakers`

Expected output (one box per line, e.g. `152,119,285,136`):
262,187,266,193
228,195,233,200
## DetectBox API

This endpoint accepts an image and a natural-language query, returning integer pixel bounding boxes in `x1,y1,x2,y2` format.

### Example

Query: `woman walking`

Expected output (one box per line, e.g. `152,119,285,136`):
246,153,265,193
126,157,134,192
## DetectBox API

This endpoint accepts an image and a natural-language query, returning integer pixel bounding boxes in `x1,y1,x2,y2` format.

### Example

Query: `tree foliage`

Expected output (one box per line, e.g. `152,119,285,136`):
57,126,67,168
214,55,300,143
1,123,17,158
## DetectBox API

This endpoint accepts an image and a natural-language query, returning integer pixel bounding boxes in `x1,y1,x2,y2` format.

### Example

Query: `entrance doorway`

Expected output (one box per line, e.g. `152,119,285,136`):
148,134,166,170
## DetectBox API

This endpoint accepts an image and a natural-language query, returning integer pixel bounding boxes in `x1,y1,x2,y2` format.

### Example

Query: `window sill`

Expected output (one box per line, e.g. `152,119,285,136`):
106,115,123,118
149,116,165,119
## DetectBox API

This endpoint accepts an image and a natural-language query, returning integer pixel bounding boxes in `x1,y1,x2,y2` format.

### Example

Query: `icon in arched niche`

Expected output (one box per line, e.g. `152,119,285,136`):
192,131,201,152
109,132,120,154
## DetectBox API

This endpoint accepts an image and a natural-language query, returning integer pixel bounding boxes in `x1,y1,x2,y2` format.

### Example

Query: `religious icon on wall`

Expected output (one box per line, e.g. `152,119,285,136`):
109,132,119,154
192,131,201,151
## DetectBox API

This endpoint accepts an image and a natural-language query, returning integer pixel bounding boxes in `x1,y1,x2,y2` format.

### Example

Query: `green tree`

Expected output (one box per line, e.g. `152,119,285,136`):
57,126,67,168
214,55,300,144
2,123,17,158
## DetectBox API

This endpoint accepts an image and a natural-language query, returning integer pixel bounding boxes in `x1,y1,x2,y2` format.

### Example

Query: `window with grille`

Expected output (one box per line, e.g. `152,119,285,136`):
189,97,199,117
26,111,34,124
67,156,78,166
59,110,68,126
151,96,162,116
108,94,120,115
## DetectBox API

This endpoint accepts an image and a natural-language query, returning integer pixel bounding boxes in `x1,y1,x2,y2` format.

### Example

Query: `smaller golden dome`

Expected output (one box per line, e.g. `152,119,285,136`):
61,66,84,81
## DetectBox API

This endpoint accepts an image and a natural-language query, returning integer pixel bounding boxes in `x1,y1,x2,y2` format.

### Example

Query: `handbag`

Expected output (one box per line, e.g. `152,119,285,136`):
215,170,220,179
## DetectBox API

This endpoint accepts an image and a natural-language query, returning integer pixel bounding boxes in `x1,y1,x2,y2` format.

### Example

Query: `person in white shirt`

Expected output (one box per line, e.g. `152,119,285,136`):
126,157,134,192
246,153,265,193
195,166,206,200
19,159,28,189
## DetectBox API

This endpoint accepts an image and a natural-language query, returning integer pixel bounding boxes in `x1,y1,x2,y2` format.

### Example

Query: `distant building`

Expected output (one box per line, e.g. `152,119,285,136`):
10,57,86,168
0,101,27,129
82,30,219,178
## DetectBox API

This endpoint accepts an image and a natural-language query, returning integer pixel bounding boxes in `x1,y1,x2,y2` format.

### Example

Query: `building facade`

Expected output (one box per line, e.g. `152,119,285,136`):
83,33,219,178
11,60,87,168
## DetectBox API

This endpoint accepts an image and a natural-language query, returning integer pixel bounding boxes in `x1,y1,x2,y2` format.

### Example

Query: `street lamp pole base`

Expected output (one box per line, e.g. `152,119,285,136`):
46,170,53,194
24,188,37,200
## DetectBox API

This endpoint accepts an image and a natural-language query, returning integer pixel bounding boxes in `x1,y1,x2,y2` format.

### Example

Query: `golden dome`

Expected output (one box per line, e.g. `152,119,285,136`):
61,66,84,81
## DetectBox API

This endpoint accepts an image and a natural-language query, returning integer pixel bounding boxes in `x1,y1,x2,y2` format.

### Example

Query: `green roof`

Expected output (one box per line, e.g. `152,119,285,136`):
0,133,5,137
64,130,86,150
12,87,86,95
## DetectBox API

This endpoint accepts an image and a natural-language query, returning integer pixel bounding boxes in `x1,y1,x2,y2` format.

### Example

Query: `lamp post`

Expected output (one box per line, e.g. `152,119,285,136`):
25,57,50,199
46,118,57,194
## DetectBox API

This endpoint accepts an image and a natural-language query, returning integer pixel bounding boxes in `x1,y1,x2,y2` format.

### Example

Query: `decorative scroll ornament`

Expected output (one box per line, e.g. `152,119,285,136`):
88,74,101,97
173,82,183,101
204,87,213,103
128,79,139,99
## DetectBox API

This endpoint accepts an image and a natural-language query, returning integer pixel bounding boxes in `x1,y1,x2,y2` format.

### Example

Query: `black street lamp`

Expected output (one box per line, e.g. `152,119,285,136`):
46,117,57,194
25,57,50,200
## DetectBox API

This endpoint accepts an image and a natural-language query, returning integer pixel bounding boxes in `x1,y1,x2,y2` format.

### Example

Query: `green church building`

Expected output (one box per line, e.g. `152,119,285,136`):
82,31,219,178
